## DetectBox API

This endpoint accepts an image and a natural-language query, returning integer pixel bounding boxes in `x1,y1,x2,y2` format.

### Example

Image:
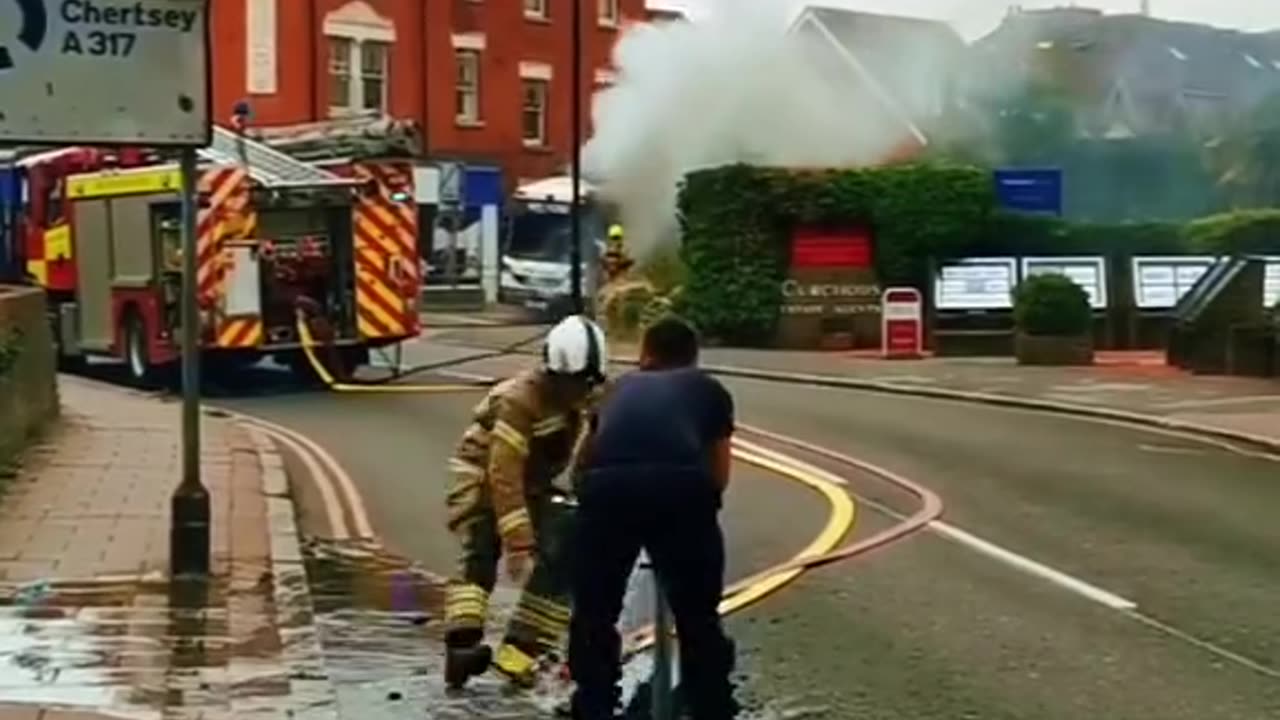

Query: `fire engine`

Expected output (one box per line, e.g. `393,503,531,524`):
18,128,421,384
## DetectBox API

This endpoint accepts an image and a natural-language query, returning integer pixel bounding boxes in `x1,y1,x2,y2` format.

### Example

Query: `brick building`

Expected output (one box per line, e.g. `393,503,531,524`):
210,0,647,185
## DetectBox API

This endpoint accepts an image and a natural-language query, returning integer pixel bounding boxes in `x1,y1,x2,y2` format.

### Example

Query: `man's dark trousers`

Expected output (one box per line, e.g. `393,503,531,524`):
568,468,737,720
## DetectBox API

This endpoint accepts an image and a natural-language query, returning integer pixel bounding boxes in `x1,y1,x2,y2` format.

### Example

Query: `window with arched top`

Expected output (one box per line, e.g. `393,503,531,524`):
323,1,396,116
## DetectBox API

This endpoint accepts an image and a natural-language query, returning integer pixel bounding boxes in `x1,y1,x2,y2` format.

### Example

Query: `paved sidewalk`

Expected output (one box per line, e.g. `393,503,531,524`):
424,323,1280,447
0,377,324,720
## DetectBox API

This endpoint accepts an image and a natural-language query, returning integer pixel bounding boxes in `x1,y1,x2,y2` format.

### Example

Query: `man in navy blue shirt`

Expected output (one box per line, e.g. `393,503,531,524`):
567,316,738,720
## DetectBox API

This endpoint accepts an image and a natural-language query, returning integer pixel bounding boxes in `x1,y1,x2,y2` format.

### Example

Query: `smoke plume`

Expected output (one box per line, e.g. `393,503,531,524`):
582,0,929,259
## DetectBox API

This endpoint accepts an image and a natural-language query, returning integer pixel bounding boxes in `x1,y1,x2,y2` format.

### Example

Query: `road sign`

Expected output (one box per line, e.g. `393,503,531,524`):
995,168,1063,216
882,287,923,359
0,0,210,145
438,161,463,206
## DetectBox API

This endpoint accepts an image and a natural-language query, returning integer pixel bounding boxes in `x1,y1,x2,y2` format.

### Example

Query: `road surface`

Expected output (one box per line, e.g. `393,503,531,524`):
217,338,1280,720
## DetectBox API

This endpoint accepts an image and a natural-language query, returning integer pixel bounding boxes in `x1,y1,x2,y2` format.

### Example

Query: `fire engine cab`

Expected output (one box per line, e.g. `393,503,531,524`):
18,129,421,384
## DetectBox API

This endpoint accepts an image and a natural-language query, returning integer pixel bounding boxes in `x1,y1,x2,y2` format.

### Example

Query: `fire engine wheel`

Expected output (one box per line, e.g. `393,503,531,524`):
123,311,156,386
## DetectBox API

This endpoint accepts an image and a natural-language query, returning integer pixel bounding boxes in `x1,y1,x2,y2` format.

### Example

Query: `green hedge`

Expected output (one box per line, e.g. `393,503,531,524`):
678,164,1280,343
1013,274,1092,336
1184,209,1280,254
677,163,994,343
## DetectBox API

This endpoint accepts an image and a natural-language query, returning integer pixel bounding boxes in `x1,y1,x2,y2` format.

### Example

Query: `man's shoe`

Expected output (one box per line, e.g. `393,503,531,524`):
444,643,493,690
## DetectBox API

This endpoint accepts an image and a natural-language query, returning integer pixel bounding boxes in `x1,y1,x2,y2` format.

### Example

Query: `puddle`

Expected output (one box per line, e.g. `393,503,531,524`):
299,539,816,719
0,573,295,719
0,536,821,718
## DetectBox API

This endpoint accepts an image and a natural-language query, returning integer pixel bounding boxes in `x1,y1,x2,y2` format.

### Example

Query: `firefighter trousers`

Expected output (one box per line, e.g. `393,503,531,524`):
567,469,738,720
443,461,574,657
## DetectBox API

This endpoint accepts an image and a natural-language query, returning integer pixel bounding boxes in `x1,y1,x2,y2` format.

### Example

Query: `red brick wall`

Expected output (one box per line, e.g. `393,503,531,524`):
210,0,644,186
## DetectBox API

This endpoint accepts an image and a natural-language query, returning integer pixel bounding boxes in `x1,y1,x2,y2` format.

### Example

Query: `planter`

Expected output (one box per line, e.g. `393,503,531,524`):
1015,332,1095,366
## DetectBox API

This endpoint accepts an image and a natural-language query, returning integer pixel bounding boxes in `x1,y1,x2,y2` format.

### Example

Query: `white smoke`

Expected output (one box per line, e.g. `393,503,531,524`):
582,0,926,259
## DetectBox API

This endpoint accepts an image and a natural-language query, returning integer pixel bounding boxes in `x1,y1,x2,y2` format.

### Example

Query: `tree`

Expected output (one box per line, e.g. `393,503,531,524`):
1210,93,1280,209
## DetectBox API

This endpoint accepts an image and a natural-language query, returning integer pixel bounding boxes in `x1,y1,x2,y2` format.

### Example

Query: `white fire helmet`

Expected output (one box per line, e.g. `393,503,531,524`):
543,315,608,383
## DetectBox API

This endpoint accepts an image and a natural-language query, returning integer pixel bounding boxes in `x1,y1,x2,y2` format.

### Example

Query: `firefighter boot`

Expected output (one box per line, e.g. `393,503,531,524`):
492,642,542,689
444,629,493,690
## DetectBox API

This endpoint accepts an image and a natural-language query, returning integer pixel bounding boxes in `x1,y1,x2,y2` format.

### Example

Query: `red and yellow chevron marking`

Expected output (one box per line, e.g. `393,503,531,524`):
215,316,264,349
352,162,418,340
197,167,257,303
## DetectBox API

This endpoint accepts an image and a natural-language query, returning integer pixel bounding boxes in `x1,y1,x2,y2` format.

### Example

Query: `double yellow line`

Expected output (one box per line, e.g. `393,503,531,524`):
294,316,860,649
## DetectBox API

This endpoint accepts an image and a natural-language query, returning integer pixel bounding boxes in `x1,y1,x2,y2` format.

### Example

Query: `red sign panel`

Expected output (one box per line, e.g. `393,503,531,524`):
791,227,873,269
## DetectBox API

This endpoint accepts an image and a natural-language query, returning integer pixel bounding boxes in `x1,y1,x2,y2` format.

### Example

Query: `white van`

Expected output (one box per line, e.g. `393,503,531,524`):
500,176,609,316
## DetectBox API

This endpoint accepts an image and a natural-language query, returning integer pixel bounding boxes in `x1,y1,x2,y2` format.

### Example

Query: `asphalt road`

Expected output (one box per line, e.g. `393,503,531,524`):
218,338,1280,720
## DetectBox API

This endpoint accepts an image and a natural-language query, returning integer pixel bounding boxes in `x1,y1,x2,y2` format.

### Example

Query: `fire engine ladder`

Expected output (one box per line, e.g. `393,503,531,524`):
199,126,356,188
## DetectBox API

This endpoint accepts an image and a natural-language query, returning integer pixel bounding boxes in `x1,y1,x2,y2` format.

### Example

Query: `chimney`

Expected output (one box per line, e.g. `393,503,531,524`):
1141,0,1150,15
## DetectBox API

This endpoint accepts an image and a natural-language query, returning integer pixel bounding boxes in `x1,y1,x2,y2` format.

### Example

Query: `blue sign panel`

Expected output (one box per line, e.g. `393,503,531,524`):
994,168,1062,216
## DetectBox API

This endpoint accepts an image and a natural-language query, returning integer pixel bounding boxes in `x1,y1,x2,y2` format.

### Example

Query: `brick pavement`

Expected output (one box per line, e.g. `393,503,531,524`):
0,376,308,719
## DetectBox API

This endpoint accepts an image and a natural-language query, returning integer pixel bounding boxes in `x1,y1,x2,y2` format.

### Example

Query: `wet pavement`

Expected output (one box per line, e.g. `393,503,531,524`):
0,575,296,720
296,536,835,720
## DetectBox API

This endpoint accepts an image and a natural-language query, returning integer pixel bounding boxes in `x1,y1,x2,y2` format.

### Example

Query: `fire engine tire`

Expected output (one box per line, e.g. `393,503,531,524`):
122,311,156,387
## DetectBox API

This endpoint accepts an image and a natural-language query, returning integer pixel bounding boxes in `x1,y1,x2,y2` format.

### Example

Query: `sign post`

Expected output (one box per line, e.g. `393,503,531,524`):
437,161,464,288
0,0,213,576
881,287,923,359
171,147,208,577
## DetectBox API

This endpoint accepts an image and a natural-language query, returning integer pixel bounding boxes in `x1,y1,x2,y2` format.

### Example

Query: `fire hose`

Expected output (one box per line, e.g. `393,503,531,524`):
292,306,942,716
293,308,543,391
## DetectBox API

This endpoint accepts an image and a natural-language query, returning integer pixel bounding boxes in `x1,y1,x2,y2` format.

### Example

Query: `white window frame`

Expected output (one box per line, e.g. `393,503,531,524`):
524,0,548,20
358,41,389,113
598,0,620,27
327,36,354,114
455,49,482,125
521,76,550,148
323,2,396,117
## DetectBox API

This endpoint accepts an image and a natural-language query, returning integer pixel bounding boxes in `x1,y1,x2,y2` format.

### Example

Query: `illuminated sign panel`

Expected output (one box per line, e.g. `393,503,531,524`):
935,258,1017,310
1132,256,1216,309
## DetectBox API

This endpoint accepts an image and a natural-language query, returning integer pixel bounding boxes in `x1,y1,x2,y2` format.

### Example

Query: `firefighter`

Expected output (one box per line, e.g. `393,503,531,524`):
600,224,634,286
443,314,610,690
567,316,739,720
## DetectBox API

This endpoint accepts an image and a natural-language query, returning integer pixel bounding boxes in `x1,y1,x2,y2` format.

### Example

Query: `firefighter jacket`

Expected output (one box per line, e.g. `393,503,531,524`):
454,369,590,553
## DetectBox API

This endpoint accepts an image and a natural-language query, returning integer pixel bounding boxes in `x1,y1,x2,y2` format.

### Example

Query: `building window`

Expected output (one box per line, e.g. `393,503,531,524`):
360,42,388,112
328,36,388,115
598,0,619,26
522,79,548,146
456,50,481,123
328,37,353,112
523,0,547,20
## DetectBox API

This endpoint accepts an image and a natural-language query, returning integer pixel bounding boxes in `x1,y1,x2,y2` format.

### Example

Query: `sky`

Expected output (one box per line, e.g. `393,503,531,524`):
650,1,1280,39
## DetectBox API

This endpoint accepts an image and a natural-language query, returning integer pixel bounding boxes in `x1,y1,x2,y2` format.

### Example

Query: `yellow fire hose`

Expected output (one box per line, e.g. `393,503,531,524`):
295,315,486,394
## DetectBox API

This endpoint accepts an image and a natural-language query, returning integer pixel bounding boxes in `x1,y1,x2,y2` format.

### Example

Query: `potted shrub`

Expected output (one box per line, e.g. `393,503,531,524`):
1012,274,1095,366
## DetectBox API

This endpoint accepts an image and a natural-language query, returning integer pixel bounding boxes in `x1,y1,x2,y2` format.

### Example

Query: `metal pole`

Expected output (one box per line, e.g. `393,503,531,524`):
170,147,210,578
569,0,584,315
651,578,675,720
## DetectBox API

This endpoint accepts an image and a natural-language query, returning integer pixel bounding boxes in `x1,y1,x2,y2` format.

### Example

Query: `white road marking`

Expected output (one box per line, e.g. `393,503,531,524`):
735,434,1138,613
440,369,499,383
928,521,1138,611
1154,394,1280,410
1137,443,1204,456
248,422,351,540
